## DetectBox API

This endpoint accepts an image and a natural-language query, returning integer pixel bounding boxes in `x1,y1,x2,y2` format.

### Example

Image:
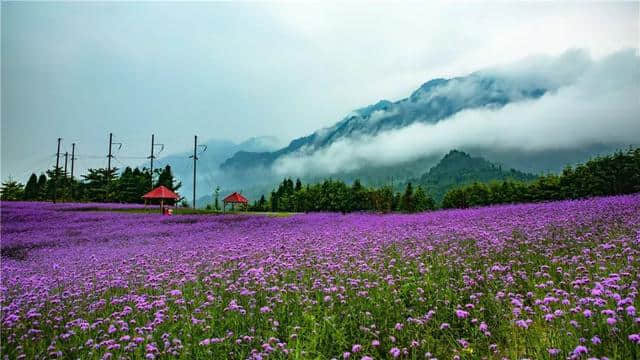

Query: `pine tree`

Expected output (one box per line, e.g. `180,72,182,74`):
0,179,24,200
23,173,39,200
270,191,278,212
37,174,47,200
214,186,220,210
116,167,140,203
81,168,117,202
414,185,434,212
400,182,415,212
256,195,266,211
156,165,181,192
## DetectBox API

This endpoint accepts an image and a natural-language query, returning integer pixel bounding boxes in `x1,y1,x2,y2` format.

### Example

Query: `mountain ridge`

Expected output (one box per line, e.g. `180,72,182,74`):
221,71,549,171
413,150,538,202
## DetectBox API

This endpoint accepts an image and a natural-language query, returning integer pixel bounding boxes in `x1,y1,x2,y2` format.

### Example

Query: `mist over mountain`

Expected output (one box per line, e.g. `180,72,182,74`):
153,49,640,206
221,49,638,182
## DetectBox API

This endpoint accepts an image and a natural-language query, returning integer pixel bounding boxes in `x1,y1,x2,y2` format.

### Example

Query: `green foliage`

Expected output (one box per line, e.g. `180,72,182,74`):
213,186,220,210
399,182,415,212
14,163,183,204
23,173,39,200
0,179,24,200
262,178,435,214
155,165,181,192
36,174,47,200
111,167,152,203
81,167,118,202
442,147,640,209
414,185,435,211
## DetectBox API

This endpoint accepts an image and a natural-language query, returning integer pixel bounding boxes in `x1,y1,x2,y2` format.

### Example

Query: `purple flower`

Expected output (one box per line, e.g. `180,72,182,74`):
455,309,469,319
626,305,636,317
479,322,488,332
548,348,561,356
515,319,529,329
591,336,601,345
351,344,362,353
199,339,210,346
389,347,401,358
572,345,588,356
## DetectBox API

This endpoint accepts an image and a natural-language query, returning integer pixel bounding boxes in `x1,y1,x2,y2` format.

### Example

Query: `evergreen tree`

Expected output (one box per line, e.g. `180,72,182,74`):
350,179,369,211
132,168,152,203
37,174,47,200
270,191,278,212
23,173,39,200
413,185,434,212
0,179,24,200
156,165,181,192
81,168,118,202
214,186,220,210
295,178,302,192
45,166,70,201
115,167,140,203
400,182,415,212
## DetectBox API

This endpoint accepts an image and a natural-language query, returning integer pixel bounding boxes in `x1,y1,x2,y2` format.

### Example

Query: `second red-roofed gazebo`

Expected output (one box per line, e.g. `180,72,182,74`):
223,192,248,212
142,185,180,214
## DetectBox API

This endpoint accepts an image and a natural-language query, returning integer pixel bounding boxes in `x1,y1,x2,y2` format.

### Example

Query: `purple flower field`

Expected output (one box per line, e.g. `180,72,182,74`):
1,196,639,359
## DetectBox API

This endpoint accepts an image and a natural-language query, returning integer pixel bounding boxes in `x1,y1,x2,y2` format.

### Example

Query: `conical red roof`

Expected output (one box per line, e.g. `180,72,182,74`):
142,185,180,200
223,192,248,203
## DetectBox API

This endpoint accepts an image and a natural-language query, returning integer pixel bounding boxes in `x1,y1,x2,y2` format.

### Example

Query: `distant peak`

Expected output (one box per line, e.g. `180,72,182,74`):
443,149,470,159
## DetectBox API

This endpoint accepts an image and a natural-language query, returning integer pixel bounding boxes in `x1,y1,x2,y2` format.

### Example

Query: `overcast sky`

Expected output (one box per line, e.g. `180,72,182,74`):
2,2,639,181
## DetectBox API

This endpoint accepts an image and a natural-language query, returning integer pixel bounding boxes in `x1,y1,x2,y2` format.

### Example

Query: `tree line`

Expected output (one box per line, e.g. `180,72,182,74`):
252,147,639,213
0,165,181,203
250,178,435,213
4,147,638,212
441,147,640,209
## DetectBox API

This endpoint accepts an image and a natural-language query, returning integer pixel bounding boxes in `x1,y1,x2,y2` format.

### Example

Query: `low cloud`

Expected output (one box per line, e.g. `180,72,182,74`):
273,49,640,176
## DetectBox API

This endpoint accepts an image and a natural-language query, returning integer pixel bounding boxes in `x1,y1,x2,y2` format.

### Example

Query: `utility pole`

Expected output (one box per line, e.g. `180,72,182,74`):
70,143,76,180
148,134,164,190
106,133,122,201
70,143,76,200
189,135,207,209
53,138,61,203
107,133,113,176
64,152,69,178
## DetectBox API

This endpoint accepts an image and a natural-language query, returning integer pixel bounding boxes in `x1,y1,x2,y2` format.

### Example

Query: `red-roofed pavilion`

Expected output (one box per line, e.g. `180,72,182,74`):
223,192,248,211
142,186,180,214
